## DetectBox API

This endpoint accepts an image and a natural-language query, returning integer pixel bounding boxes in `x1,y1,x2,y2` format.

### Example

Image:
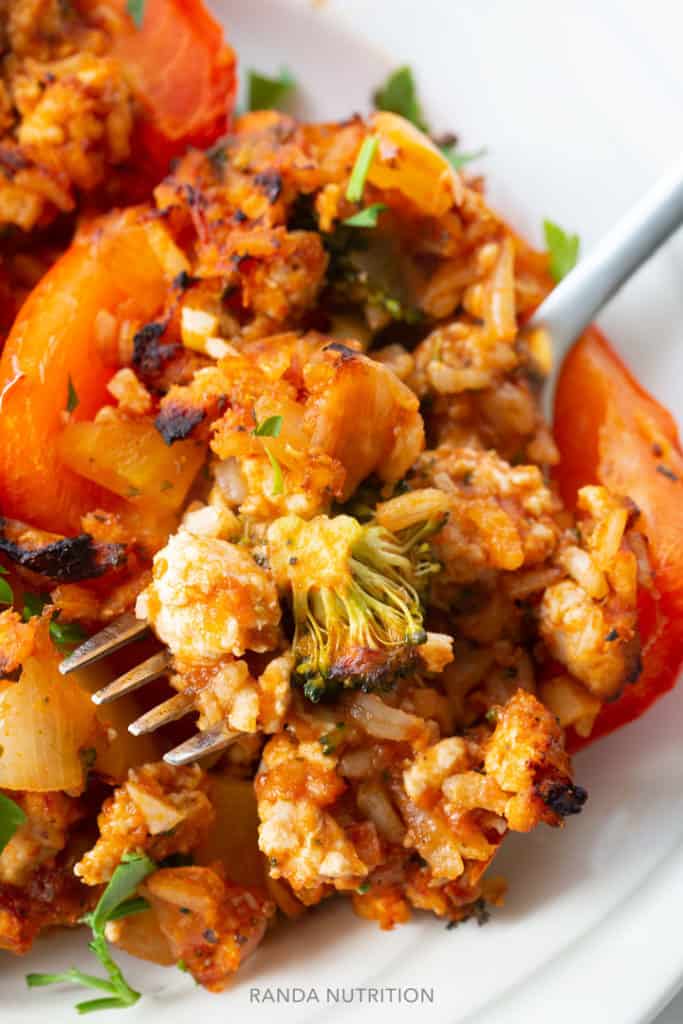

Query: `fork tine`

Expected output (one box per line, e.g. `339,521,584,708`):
91,650,172,705
163,722,240,766
59,612,149,676
128,692,194,735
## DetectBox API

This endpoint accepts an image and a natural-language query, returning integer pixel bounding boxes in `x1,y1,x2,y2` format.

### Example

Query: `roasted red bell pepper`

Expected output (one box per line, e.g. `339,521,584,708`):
554,326,683,748
82,0,237,187
0,210,173,535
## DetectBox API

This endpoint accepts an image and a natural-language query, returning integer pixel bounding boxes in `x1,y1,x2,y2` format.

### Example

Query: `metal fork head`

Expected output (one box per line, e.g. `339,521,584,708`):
60,612,241,766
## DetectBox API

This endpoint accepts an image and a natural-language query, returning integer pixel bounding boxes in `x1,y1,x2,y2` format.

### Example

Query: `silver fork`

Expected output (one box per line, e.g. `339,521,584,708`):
59,613,240,766
59,155,683,765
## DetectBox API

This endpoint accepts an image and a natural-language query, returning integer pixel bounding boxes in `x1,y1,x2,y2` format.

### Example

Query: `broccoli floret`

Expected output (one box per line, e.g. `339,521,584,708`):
267,512,442,701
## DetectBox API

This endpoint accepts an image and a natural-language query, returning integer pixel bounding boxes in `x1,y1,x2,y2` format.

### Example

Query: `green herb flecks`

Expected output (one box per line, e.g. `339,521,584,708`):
251,414,284,495
22,592,48,621
49,616,87,651
319,723,347,756
66,375,79,414
373,66,428,132
26,853,156,1014
346,136,379,204
253,414,283,438
126,0,146,30
543,219,580,282
265,447,284,496
248,68,296,112
0,793,26,855
343,203,387,229
374,67,486,177
0,566,13,606
442,146,487,171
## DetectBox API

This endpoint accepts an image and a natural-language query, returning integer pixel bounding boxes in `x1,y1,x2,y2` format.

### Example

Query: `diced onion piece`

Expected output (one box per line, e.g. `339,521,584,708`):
181,306,239,360
77,660,163,782
0,627,101,792
539,675,602,738
367,112,461,217
106,909,175,966
196,774,265,887
58,414,205,511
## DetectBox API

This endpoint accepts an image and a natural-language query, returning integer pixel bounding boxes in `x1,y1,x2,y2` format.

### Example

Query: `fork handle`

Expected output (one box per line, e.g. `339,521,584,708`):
529,152,683,363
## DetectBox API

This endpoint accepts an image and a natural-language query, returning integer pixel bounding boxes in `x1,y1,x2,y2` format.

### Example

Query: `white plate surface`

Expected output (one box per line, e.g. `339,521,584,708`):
6,0,683,1021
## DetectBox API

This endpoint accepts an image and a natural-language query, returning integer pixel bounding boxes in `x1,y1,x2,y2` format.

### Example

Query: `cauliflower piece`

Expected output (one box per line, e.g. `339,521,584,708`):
393,690,584,883
540,486,640,700
483,689,586,829
173,651,294,734
256,733,367,897
136,529,281,662
75,763,214,885
303,343,425,500
410,446,560,583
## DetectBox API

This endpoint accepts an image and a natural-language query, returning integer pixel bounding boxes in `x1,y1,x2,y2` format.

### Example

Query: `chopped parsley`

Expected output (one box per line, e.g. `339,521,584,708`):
442,146,487,171
319,723,347,756
265,447,284,496
251,414,284,495
126,0,146,29
253,414,283,438
27,852,156,1014
66,375,79,414
346,136,379,204
543,219,580,282
248,68,296,112
49,616,87,651
22,591,48,621
0,793,26,855
374,66,486,175
0,566,13,606
343,203,387,229
373,66,428,132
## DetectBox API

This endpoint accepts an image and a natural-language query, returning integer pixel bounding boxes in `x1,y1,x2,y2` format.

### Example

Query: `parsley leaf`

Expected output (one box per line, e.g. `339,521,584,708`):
126,0,145,29
543,219,580,282
253,414,283,438
265,447,284,496
27,853,156,1014
0,566,13,606
248,68,296,112
343,203,387,229
373,66,428,131
66,375,79,414
252,415,284,493
442,146,487,171
49,617,87,651
374,66,487,178
22,591,48,621
0,793,26,855
346,136,379,204
89,853,156,933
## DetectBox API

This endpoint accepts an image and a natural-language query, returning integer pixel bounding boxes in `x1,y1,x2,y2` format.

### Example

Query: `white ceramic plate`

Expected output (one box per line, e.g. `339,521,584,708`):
7,0,683,1021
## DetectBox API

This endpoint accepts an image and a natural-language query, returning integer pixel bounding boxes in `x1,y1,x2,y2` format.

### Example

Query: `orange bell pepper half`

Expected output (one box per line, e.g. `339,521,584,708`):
0,209,173,536
554,326,683,749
